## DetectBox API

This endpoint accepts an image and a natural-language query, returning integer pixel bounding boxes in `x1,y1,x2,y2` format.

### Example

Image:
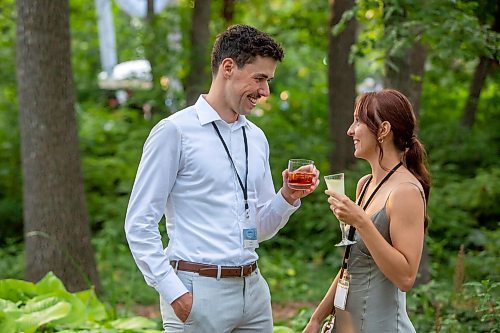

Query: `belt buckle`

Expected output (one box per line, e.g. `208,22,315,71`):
240,265,245,277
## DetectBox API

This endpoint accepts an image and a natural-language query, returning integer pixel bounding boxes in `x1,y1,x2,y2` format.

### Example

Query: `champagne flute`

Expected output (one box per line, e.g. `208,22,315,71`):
324,173,356,246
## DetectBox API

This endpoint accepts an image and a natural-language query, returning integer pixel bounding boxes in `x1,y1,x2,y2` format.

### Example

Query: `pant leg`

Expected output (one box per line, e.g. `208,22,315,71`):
160,270,246,333
160,270,195,333
233,271,273,333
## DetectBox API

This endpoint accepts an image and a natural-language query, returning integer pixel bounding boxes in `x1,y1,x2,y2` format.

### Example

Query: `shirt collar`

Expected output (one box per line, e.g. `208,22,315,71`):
195,95,252,131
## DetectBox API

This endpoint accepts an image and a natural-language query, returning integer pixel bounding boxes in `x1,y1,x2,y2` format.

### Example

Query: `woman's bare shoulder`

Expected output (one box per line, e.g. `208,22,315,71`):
387,180,426,217
356,174,372,195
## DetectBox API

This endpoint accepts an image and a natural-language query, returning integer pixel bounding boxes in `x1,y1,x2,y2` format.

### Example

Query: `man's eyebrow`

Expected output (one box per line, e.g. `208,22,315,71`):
254,73,274,80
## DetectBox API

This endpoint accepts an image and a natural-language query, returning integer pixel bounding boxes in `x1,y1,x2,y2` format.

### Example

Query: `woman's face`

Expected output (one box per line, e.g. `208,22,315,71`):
347,111,378,160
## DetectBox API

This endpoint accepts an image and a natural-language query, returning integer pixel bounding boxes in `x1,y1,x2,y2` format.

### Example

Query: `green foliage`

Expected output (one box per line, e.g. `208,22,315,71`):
69,0,102,102
0,239,24,280
0,0,22,243
93,225,159,306
258,248,340,303
75,104,163,306
78,103,155,232
407,278,499,332
0,272,161,333
355,0,498,63
286,308,315,332
273,326,296,333
415,119,500,268
426,166,499,255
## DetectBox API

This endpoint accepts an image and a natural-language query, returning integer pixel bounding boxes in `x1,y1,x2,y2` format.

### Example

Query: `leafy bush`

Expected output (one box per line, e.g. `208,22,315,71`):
93,226,159,306
78,103,156,233
0,272,162,333
0,0,22,245
0,240,24,280
408,279,499,333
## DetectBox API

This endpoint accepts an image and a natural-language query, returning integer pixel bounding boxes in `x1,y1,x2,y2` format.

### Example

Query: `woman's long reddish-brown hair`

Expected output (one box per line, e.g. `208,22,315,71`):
355,89,431,226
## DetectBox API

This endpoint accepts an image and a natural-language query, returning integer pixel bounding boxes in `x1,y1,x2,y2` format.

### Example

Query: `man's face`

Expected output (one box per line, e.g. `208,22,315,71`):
225,56,277,117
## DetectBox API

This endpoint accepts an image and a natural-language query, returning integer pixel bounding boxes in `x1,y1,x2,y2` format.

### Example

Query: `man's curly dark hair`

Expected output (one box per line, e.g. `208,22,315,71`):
211,24,285,76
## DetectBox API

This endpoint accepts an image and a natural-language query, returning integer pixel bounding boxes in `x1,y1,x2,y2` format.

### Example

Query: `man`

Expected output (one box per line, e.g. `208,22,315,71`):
125,24,319,333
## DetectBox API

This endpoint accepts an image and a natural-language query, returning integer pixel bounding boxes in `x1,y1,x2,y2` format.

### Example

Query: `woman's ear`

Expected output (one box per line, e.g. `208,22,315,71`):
377,121,391,142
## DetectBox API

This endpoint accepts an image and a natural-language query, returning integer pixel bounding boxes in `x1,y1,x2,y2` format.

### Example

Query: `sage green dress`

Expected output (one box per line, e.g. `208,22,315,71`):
333,206,416,333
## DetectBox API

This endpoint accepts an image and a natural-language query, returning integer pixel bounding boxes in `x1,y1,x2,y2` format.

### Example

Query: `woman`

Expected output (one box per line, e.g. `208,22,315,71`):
303,89,430,333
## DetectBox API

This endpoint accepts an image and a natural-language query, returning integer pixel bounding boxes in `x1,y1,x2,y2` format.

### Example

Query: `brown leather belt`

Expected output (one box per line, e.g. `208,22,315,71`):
170,260,258,278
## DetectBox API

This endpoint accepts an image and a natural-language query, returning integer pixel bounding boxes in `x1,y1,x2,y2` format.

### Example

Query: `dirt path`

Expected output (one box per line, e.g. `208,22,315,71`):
271,300,317,322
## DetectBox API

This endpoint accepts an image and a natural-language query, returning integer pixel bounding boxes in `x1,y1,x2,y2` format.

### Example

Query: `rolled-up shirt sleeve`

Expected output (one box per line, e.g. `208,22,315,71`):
124,120,187,304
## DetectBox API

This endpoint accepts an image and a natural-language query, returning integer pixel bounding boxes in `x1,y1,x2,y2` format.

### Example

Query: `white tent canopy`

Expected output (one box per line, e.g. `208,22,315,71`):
115,0,174,17
95,0,177,87
98,60,153,90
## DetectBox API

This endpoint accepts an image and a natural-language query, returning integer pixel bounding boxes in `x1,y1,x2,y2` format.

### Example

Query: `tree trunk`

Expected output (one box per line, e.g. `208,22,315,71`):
460,57,491,128
328,0,357,172
407,42,427,119
16,0,101,293
385,51,411,96
383,2,427,119
185,0,211,106
385,42,427,119
222,0,235,26
461,6,499,128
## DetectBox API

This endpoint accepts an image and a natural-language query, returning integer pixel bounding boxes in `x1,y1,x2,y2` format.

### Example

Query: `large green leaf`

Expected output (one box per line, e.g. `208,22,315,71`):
273,326,295,333
0,310,16,333
41,291,87,327
35,271,68,294
20,273,88,327
16,296,71,333
108,316,159,330
0,279,38,302
0,298,21,326
44,291,87,327
57,327,119,333
0,298,19,313
75,288,107,322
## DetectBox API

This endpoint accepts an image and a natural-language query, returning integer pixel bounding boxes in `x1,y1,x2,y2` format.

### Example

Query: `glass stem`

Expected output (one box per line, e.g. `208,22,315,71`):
340,221,346,240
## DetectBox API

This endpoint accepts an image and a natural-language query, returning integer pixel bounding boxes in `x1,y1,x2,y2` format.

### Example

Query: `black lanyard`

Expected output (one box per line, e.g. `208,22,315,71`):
341,161,403,270
211,122,249,218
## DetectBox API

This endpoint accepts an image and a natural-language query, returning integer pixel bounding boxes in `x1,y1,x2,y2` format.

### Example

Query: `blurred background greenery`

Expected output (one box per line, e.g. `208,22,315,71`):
1,0,499,332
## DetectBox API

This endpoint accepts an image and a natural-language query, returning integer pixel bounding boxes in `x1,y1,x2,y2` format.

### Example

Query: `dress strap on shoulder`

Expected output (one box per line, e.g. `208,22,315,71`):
356,175,372,204
385,181,426,209
401,182,425,202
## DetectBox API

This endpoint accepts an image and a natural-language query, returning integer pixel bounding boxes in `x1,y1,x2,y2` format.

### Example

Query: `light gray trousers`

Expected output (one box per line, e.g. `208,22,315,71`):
159,269,273,333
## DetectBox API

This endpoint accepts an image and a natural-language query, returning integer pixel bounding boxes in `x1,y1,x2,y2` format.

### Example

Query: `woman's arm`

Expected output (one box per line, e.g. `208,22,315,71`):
303,270,341,333
302,176,371,332
357,184,425,291
329,183,425,291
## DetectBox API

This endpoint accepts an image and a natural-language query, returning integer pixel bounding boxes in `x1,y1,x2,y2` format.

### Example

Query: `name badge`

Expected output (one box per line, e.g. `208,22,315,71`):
243,228,258,249
334,275,349,310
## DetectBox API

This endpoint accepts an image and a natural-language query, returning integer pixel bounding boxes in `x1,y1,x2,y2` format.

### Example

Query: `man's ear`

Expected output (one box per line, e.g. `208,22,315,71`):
220,58,235,79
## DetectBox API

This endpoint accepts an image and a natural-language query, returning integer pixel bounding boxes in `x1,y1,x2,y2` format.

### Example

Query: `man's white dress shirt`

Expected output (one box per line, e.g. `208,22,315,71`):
125,95,299,304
